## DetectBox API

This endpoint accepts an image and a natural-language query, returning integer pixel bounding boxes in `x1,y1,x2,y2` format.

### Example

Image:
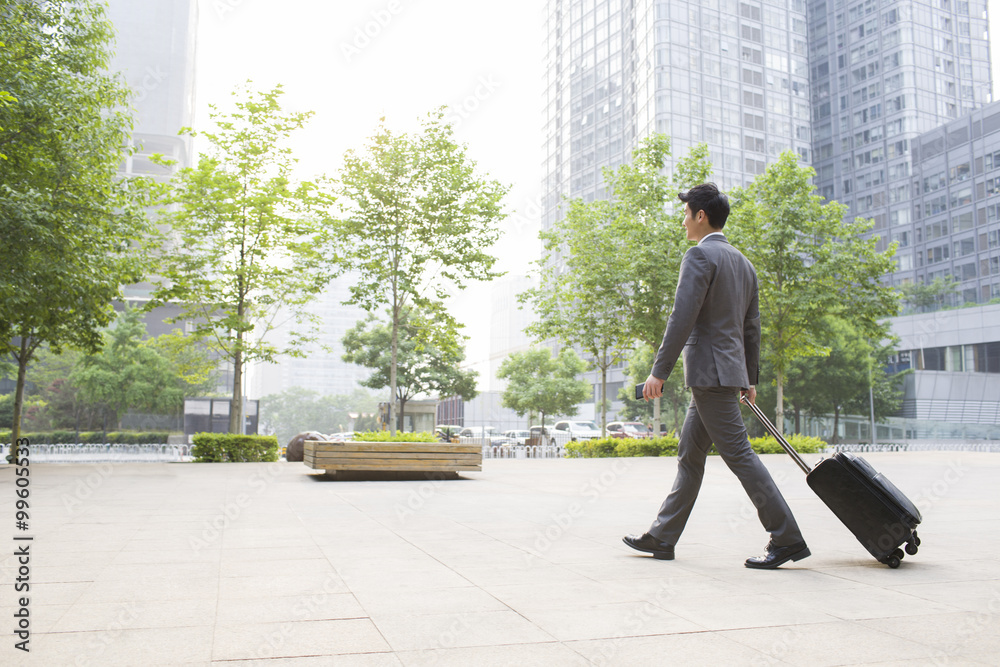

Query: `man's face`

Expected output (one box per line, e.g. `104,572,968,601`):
682,203,700,241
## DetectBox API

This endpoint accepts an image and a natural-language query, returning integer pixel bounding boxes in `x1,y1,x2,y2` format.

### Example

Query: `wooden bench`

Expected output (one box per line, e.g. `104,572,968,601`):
303,440,482,477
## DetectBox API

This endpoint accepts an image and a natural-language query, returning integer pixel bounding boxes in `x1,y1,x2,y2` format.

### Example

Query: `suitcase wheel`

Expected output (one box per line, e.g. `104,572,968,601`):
905,542,918,556
913,532,921,547
885,554,902,568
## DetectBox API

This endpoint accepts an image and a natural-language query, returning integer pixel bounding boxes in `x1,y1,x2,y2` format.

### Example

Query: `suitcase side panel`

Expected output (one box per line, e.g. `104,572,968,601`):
806,457,917,560
837,453,923,525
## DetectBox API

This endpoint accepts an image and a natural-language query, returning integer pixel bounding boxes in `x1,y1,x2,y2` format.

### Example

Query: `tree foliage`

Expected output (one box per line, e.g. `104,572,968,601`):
727,151,900,433
497,348,592,429
0,0,155,458
341,307,478,431
71,307,185,429
521,135,712,432
335,108,507,433
148,84,336,434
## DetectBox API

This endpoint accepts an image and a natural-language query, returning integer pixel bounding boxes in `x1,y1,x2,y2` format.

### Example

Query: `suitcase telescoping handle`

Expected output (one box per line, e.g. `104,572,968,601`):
740,394,813,475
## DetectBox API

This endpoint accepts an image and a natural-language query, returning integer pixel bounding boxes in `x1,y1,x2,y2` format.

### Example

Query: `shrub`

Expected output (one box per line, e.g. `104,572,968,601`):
351,431,438,442
191,433,279,462
565,432,824,458
749,433,826,455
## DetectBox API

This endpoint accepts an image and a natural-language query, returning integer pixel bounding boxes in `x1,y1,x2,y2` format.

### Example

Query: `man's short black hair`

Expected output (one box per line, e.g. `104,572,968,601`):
678,183,730,230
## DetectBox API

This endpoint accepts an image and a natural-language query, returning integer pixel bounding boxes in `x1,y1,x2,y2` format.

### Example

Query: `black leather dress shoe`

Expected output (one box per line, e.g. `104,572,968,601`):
745,540,811,569
622,533,675,560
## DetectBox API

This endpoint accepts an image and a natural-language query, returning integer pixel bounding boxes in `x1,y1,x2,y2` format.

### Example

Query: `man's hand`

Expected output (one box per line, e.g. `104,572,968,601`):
642,374,665,401
741,386,757,405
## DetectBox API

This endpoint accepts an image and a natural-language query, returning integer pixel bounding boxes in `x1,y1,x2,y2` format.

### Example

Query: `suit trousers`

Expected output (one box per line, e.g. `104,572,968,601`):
648,386,803,547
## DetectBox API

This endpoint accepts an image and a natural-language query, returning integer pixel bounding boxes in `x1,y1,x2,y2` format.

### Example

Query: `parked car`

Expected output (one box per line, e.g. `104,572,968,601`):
606,421,653,439
434,425,462,442
502,429,532,445
457,426,511,446
552,420,603,442
529,425,557,447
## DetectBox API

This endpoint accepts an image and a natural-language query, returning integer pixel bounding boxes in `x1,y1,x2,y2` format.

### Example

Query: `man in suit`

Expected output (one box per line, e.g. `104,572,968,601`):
623,183,809,569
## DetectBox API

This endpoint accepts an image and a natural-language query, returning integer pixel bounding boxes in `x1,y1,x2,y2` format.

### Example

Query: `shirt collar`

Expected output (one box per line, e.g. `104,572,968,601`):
698,231,726,245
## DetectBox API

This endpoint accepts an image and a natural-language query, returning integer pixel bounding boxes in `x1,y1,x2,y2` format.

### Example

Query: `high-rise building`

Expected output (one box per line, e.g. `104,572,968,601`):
538,0,998,435
807,0,992,260
108,0,198,336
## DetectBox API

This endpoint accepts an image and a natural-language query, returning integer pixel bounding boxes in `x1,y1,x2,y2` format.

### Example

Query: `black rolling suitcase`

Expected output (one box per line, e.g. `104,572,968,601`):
742,396,922,568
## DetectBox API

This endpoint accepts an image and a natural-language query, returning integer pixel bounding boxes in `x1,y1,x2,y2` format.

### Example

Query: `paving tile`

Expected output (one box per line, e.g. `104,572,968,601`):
51,598,217,632
211,618,391,660
215,593,367,624
218,573,350,599
720,620,938,666
661,592,838,631
566,631,785,665
371,610,554,651
352,586,508,616
31,625,215,665
518,600,705,641
397,642,589,666
211,655,403,667
858,612,1000,664
770,585,962,621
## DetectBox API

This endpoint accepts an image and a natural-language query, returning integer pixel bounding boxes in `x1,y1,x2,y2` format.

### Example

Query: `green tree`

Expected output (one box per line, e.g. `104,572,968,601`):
1,0,155,459
521,136,712,432
497,348,592,430
524,197,634,434
71,307,184,429
148,84,336,434
784,316,906,442
899,276,958,314
727,151,900,434
335,108,507,434
341,307,478,431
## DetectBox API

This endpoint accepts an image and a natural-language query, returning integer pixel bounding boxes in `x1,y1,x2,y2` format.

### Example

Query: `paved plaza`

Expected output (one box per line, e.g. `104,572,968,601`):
1,450,998,666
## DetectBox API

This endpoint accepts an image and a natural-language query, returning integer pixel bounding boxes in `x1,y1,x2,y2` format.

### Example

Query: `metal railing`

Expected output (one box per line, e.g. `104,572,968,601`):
481,444,567,459
827,442,1000,453
2,443,195,463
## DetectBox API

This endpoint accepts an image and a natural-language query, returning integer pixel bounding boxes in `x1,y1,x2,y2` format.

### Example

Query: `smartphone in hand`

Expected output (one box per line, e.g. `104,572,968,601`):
635,383,645,400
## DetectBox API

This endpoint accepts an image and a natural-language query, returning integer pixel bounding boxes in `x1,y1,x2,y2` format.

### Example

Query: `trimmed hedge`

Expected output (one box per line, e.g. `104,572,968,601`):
351,430,438,443
0,430,171,445
566,432,826,458
191,433,279,462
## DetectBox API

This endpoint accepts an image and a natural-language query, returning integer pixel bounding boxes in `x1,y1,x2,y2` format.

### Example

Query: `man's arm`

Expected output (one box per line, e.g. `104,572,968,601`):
743,272,761,386
644,247,712,399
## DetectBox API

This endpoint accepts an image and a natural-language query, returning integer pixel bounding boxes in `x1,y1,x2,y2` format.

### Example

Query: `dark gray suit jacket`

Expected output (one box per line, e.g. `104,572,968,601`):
651,234,760,389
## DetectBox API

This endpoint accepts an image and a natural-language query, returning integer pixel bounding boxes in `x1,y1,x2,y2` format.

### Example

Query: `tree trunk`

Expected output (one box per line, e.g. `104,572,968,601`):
398,394,407,433
832,406,840,444
390,308,399,437
229,345,243,434
599,352,608,436
653,399,661,435
794,404,801,435
9,336,30,462
775,369,785,437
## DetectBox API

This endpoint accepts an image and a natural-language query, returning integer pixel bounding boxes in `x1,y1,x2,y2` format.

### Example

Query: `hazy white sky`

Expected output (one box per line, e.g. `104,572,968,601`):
194,0,1000,380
